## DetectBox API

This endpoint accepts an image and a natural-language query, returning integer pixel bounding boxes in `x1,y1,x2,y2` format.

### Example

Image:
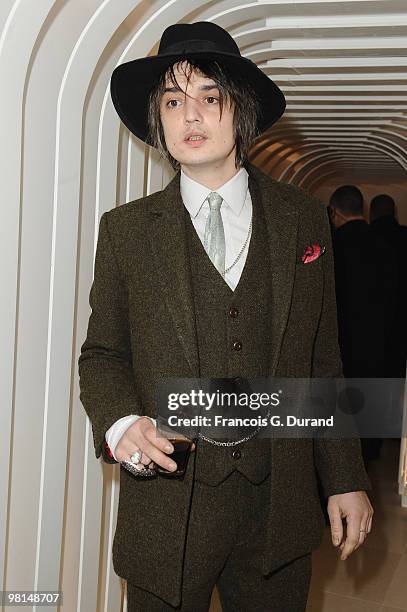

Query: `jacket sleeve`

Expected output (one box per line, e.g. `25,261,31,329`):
310,201,372,497
78,211,142,463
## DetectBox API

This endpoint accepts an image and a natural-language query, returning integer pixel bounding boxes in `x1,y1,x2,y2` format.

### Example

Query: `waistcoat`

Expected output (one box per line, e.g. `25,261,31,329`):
183,183,273,486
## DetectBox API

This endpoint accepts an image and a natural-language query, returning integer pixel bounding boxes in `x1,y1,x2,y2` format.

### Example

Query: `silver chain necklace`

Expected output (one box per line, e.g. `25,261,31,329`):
198,408,271,446
221,214,252,278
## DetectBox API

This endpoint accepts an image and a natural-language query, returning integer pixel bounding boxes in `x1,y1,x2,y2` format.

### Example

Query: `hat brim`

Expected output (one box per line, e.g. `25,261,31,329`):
110,51,286,143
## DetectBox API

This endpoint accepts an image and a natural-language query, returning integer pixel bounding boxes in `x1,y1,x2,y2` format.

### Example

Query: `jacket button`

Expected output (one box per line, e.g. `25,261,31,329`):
232,340,242,351
229,306,239,318
232,449,241,460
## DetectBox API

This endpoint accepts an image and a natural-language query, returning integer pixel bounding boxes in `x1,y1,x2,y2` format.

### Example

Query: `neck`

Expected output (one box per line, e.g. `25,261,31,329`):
180,155,242,190
336,214,365,229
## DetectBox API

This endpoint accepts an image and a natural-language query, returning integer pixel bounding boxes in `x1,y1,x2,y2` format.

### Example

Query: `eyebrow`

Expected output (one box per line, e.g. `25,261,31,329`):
163,84,219,94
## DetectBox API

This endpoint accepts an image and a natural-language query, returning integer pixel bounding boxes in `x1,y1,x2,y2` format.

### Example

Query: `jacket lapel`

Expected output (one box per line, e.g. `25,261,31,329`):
146,171,200,376
146,163,299,379
245,163,299,376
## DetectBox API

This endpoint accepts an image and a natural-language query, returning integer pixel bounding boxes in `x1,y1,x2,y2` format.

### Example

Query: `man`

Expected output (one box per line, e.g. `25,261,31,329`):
329,186,398,463
329,186,397,378
370,194,407,378
78,22,373,612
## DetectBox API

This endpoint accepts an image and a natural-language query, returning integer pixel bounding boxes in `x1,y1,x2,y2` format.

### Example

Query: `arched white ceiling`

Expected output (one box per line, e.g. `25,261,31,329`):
98,0,407,188
232,0,407,186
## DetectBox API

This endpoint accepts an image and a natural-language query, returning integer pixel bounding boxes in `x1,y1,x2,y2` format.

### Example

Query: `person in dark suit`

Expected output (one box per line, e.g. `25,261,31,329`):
370,194,407,378
329,186,398,463
78,22,373,612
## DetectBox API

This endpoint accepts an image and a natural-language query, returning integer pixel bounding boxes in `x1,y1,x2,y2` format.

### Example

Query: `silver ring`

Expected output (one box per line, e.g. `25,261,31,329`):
130,450,142,464
359,529,367,533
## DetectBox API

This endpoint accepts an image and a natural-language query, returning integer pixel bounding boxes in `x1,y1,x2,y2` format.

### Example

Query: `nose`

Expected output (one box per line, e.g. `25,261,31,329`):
183,94,202,123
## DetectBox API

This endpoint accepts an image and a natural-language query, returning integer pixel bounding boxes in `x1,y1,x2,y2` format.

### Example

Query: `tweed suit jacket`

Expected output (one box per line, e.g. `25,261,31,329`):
78,161,371,607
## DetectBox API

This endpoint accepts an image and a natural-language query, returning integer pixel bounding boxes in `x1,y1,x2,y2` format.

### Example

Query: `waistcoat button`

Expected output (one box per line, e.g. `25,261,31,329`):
232,340,242,351
229,307,239,318
232,449,241,460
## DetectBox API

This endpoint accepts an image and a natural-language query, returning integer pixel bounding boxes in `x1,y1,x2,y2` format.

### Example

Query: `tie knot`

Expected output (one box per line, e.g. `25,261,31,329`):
207,191,223,211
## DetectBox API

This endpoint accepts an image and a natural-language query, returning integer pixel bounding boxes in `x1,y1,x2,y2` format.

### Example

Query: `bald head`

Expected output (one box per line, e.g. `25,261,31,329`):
328,185,365,228
329,185,364,216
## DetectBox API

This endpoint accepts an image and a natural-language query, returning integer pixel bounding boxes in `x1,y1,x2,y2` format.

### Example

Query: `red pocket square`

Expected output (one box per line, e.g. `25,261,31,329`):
301,244,326,264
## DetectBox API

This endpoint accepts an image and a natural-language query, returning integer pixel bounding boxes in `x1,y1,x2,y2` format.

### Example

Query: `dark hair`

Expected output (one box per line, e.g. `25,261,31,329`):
370,194,395,222
146,58,261,170
329,185,363,216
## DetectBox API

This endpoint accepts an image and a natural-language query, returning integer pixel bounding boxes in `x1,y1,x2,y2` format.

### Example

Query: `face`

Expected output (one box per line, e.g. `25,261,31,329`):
328,205,350,229
328,204,341,228
159,61,237,172
328,205,338,228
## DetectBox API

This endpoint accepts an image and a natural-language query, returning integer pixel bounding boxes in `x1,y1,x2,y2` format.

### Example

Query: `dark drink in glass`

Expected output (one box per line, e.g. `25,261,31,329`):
156,437,195,478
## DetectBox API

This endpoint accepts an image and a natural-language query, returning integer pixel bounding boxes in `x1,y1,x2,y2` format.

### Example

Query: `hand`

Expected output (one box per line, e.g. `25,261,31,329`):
115,417,195,472
327,490,373,560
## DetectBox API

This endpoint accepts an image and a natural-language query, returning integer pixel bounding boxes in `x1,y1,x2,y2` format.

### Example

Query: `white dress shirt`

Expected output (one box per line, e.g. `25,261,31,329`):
105,166,252,460
181,165,252,291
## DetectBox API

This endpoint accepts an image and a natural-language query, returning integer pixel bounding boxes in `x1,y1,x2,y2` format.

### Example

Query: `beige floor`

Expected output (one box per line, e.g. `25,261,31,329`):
209,439,407,612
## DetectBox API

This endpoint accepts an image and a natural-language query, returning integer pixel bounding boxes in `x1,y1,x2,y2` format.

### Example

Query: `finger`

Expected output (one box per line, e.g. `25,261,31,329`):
120,431,160,468
116,443,141,463
368,504,374,529
340,515,362,560
124,447,151,466
353,507,371,550
366,511,373,534
136,436,178,471
145,428,196,456
132,420,176,463
142,423,175,454
361,505,373,540
328,504,344,547
140,452,152,465
354,522,369,550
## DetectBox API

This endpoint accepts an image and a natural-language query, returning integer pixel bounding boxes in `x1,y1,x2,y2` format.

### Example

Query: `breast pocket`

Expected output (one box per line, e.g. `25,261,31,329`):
290,260,324,326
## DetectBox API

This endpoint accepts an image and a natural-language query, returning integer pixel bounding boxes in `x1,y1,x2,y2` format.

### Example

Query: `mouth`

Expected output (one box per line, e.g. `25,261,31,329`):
184,134,208,146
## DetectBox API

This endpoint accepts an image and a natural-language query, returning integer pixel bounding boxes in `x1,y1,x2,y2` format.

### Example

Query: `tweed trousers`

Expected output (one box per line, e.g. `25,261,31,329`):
126,470,312,612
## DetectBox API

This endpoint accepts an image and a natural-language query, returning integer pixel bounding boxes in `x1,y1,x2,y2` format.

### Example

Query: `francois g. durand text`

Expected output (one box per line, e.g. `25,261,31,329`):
167,415,334,428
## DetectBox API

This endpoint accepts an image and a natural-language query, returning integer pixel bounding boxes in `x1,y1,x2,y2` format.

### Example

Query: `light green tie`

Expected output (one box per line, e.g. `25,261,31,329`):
203,192,226,275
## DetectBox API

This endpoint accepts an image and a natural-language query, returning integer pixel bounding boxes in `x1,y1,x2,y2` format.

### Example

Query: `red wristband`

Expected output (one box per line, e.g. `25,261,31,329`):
103,440,114,459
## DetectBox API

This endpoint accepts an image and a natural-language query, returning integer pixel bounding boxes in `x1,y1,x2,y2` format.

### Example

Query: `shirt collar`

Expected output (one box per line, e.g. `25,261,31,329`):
180,166,248,218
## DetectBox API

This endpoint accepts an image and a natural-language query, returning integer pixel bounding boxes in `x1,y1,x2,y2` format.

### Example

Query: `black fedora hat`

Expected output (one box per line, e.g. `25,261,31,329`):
110,21,286,143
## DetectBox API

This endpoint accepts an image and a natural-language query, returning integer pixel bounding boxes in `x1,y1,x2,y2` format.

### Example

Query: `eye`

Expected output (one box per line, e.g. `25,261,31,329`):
206,96,219,104
166,99,181,108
